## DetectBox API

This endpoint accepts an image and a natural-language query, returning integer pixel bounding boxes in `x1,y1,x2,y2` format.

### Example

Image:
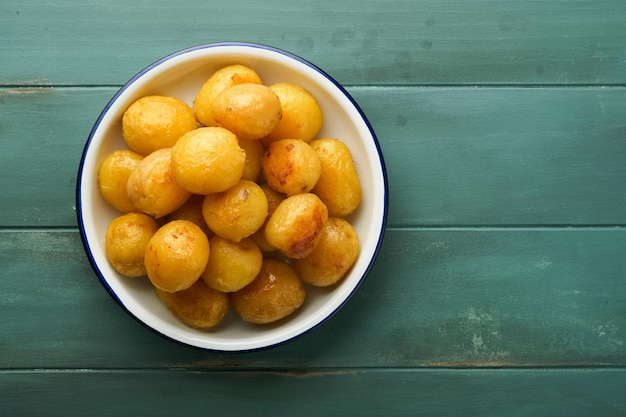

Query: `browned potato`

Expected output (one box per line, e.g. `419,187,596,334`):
98,149,143,213
262,138,321,196
164,194,212,238
267,82,323,143
294,217,360,287
238,138,264,182
202,179,268,242
201,236,263,292
212,83,282,140
193,64,262,127
231,258,306,324
122,95,197,156
155,279,229,329
264,193,328,259
144,220,210,293
171,127,246,195
105,212,159,277
126,148,191,218
310,138,362,217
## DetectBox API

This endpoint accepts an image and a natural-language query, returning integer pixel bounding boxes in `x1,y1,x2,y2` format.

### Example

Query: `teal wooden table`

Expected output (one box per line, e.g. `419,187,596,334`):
2,1,626,415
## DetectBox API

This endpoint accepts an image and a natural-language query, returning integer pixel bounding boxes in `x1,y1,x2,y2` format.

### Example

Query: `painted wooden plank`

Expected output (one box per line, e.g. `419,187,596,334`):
2,87,625,227
2,1,625,86
1,369,625,417
2,229,625,369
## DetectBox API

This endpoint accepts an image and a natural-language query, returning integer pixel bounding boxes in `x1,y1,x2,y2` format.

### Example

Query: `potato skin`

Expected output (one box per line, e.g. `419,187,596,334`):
98,149,143,213
262,139,321,196
212,83,282,140
193,64,262,127
126,148,191,218
267,82,323,143
294,217,360,287
201,236,263,293
310,138,362,217
155,279,229,329
202,179,268,243
231,258,306,324
105,212,159,277
264,193,328,259
144,220,210,293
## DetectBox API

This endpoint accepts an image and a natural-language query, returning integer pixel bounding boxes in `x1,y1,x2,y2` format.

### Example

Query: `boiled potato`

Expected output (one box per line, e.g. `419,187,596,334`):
294,217,360,287
126,148,191,218
171,126,246,195
238,138,265,182
105,212,159,277
122,95,197,156
264,193,328,259
212,83,282,140
164,194,212,238
144,220,210,293
155,279,229,330
231,258,306,324
193,64,262,127
202,179,268,242
262,138,321,196
201,236,263,292
310,138,362,217
266,82,323,143
98,149,143,213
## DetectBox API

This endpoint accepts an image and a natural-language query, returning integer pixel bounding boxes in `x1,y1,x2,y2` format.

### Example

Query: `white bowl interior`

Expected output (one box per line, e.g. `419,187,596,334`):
78,43,387,351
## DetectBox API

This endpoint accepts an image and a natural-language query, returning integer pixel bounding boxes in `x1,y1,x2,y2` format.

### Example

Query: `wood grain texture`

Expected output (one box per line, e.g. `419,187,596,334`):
2,229,625,369
1,87,625,227
1,1,625,86
1,369,625,417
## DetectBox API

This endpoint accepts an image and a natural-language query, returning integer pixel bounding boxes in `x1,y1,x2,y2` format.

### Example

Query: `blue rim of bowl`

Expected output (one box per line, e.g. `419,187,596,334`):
76,41,389,352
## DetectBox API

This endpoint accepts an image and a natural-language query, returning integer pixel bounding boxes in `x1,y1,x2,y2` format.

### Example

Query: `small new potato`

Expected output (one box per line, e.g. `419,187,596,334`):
122,95,197,156
156,279,229,330
202,179,268,242
144,220,210,293
98,149,143,213
294,217,360,287
201,236,263,292
310,138,362,217
231,258,306,324
267,82,323,142
263,139,321,196
105,212,159,277
212,83,282,140
165,194,212,238
193,64,262,127
126,148,191,218
171,127,246,195
264,193,328,259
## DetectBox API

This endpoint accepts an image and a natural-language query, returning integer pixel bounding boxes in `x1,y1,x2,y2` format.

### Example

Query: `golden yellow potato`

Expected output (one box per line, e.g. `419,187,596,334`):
202,179,268,242
262,139,321,196
144,220,210,293
105,212,159,277
294,217,360,287
264,193,328,259
171,127,246,195
231,258,306,324
212,83,282,140
98,149,143,213
155,279,229,329
248,184,287,252
164,194,212,238
201,236,263,292
267,82,323,142
126,148,191,218
238,138,264,182
122,95,197,156
310,138,362,217
193,64,262,127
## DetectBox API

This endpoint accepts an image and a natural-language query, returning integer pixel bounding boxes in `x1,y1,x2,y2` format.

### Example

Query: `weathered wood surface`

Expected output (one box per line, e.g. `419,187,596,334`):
1,0,625,415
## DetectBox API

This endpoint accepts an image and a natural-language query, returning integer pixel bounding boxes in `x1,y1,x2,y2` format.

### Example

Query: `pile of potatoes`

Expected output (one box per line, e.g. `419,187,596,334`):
98,64,362,330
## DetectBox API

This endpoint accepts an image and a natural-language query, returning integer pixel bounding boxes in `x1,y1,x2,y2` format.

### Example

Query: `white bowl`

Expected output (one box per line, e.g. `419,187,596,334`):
77,42,388,351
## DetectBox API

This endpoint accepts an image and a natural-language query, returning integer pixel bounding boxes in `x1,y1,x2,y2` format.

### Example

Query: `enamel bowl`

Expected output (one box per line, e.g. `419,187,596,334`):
77,42,388,351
